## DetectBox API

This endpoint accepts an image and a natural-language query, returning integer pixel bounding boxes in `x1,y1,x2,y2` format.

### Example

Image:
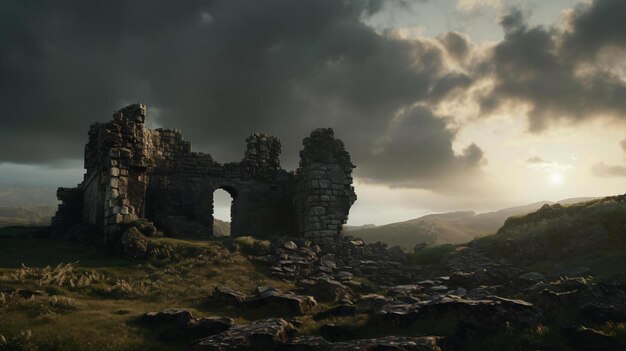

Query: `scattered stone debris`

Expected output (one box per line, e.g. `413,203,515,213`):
266,235,419,289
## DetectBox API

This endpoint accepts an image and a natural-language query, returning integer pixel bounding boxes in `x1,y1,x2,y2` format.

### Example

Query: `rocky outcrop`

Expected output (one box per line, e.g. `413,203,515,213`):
139,309,234,341
210,286,248,306
243,288,317,316
209,286,317,316
190,318,296,351
287,335,442,351
528,278,626,323
368,295,541,334
563,325,624,351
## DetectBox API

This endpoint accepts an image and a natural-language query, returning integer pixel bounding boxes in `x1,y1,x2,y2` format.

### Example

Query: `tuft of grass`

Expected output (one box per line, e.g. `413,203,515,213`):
296,314,369,337
407,244,457,266
0,329,38,351
233,236,271,256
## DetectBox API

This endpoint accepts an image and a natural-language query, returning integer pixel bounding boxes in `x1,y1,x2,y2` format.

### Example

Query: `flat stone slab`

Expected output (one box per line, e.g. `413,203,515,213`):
190,318,296,351
287,335,442,351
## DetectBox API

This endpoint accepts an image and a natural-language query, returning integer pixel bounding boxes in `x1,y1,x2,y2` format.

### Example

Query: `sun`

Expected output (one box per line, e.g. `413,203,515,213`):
549,173,564,186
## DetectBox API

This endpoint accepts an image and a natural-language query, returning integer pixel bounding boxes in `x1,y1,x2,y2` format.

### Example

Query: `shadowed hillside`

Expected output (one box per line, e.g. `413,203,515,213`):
477,193,626,268
347,197,596,249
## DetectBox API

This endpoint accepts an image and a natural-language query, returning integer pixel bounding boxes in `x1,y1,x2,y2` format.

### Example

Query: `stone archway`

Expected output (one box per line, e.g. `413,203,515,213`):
212,186,238,237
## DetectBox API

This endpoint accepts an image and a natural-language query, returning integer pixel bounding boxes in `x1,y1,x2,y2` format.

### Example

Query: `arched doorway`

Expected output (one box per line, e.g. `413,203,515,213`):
212,187,237,237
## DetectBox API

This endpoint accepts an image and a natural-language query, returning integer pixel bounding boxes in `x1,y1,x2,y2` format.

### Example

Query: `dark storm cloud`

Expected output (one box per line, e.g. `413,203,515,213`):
358,106,484,189
479,0,626,132
0,0,483,191
438,31,470,61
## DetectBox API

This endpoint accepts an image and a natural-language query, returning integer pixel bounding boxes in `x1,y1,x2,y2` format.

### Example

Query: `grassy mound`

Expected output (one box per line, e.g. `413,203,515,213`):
0,227,294,350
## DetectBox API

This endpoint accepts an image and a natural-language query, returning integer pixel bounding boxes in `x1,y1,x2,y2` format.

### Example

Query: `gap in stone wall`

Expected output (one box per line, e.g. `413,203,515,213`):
213,188,233,237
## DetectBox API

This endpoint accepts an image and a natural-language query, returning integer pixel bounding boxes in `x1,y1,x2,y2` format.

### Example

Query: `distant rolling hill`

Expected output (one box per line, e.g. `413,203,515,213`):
0,185,58,207
346,197,597,249
213,218,231,237
0,205,57,227
0,203,233,238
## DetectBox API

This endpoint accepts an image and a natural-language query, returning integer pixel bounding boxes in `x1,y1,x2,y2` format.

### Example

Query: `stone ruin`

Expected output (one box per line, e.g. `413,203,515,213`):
51,104,357,244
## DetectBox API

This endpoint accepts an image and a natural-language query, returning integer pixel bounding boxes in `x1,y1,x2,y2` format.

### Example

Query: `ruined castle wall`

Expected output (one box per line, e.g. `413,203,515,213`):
52,104,356,242
144,134,296,238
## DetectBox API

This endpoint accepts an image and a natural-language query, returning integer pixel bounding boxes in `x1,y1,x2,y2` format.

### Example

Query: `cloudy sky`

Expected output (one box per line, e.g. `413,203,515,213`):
1,0,625,224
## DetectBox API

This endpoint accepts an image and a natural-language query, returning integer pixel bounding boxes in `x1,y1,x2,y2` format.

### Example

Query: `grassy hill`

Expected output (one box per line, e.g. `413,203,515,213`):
347,197,597,249
477,194,626,270
0,205,57,227
0,185,57,207
213,218,231,237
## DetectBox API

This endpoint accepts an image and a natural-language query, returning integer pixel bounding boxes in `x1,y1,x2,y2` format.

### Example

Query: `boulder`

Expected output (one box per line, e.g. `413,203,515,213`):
140,308,194,327
191,318,296,351
564,325,621,351
140,308,235,341
355,294,392,312
319,323,358,341
369,296,541,333
244,289,317,315
386,285,423,298
530,280,626,323
210,286,247,306
187,317,235,340
519,272,545,282
140,308,233,341
287,335,442,351
298,277,351,302
314,305,359,321
117,227,149,259
283,241,298,250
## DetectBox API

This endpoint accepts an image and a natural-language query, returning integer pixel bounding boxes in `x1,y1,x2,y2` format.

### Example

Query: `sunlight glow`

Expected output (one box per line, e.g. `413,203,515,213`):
549,173,564,186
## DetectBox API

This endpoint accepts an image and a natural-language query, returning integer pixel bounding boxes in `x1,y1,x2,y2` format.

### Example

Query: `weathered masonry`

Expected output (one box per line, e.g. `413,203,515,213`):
52,104,356,242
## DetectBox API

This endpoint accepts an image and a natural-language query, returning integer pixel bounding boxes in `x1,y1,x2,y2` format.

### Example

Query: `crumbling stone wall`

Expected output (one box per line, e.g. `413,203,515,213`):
52,104,356,242
294,129,356,239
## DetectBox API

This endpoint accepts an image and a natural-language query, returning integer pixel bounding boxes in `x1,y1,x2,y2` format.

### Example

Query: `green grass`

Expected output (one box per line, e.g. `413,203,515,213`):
0,227,296,351
233,236,271,256
407,244,458,266
0,227,129,268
